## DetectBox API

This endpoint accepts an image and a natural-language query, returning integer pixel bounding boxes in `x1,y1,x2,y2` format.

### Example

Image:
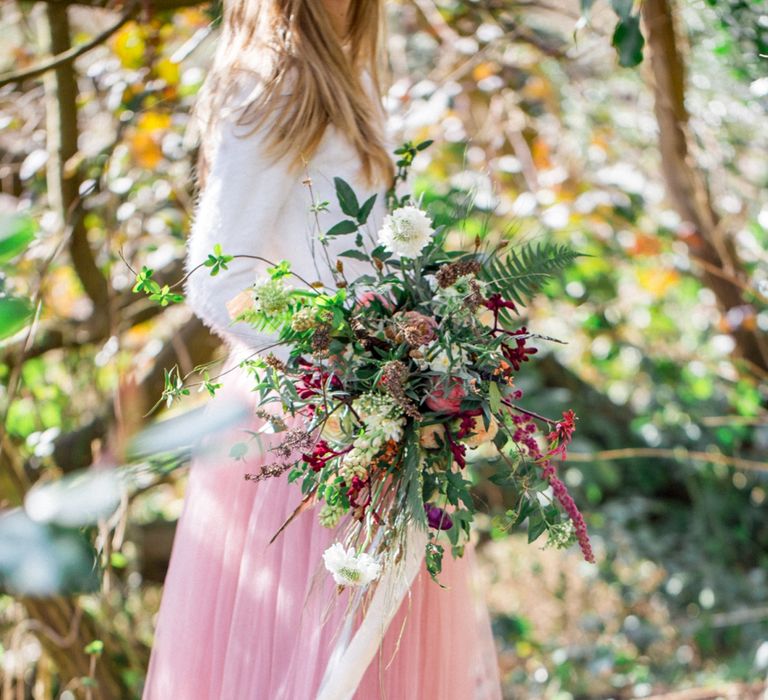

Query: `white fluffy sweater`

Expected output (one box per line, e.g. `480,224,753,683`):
185,80,387,354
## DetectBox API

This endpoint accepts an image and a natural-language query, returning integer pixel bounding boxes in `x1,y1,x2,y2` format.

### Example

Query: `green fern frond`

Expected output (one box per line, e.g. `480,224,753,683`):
481,242,580,307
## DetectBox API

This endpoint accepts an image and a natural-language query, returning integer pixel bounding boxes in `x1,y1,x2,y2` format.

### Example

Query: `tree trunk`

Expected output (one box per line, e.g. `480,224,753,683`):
642,0,768,377
43,3,109,329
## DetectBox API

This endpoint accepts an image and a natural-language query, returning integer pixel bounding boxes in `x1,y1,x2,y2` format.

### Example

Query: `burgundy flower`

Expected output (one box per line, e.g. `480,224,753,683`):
302,440,334,472
296,360,343,400
484,293,517,313
509,413,594,563
449,440,467,468
442,423,468,469
302,440,352,472
547,409,577,459
501,328,538,372
425,504,453,531
454,409,483,440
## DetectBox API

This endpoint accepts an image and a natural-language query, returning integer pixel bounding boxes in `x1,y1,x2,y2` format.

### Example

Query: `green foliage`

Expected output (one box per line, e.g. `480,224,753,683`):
1,2,766,697
580,0,646,67
204,243,234,276
612,14,645,68
333,177,360,219
0,296,34,341
161,367,190,408
84,640,104,656
482,242,581,306
325,219,358,237
0,214,35,263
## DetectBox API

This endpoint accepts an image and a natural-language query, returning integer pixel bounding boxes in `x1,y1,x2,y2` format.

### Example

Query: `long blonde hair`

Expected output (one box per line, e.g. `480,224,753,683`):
197,0,393,187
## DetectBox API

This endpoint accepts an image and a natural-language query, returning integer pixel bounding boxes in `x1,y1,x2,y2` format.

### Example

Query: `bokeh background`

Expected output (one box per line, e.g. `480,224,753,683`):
1,0,767,698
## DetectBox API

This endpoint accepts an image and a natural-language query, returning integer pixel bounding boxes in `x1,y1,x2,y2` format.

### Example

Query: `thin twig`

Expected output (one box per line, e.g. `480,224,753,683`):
0,4,139,89
502,400,557,426
566,447,768,473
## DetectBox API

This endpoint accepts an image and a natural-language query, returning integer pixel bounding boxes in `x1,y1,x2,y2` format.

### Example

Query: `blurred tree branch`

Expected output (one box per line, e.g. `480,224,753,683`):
0,5,137,88
567,446,768,474
22,598,128,700
43,4,110,330
51,316,220,472
642,0,768,378
36,0,204,9
1,258,187,364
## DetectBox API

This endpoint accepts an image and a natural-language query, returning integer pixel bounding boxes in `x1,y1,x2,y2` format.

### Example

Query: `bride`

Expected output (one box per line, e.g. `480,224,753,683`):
143,1,501,697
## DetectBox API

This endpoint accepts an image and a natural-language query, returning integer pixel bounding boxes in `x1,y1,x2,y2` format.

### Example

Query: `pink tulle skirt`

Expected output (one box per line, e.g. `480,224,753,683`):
143,380,501,699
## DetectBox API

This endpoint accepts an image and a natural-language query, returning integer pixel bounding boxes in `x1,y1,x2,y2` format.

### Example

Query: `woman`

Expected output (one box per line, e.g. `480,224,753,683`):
143,1,501,697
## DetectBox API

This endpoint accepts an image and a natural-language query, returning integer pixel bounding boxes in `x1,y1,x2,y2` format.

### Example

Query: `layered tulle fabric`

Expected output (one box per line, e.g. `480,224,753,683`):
143,381,501,699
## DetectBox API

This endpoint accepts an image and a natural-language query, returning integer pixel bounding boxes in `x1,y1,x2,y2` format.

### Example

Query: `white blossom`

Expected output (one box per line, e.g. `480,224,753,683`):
426,344,467,373
377,205,435,258
252,277,292,315
376,416,405,443
323,543,381,587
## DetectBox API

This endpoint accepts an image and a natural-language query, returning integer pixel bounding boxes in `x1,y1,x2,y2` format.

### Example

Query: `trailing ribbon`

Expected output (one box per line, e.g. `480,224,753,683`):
316,524,428,700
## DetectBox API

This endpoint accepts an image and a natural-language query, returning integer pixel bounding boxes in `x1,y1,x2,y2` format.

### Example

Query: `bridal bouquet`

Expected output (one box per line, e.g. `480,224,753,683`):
135,141,594,587
222,142,593,584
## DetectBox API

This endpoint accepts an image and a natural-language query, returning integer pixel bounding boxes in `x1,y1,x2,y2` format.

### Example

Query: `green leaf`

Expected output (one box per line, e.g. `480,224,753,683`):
230,443,248,461
404,430,427,527
148,285,184,307
612,15,645,67
132,266,159,295
488,381,502,415
416,140,434,152
527,511,548,543
0,296,34,340
110,552,128,569
268,260,292,279
610,0,633,19
204,244,234,276
334,177,360,218
489,471,513,486
357,194,378,224
0,214,35,264
425,541,445,584
84,640,104,656
326,220,358,237
339,249,369,262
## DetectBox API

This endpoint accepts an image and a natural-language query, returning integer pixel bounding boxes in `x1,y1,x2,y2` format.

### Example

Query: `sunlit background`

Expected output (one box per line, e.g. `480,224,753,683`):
1,0,767,697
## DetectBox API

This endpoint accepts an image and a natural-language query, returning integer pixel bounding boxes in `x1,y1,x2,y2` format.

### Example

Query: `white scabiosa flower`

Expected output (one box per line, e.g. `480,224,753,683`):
323,543,381,587
378,205,435,258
